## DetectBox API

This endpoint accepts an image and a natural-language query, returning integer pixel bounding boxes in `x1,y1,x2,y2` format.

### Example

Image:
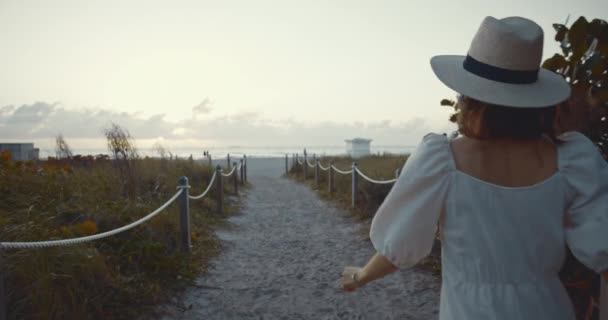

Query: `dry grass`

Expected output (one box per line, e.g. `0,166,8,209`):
0,154,240,319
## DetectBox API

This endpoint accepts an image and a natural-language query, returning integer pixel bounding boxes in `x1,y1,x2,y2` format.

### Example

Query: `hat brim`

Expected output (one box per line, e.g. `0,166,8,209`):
431,55,571,108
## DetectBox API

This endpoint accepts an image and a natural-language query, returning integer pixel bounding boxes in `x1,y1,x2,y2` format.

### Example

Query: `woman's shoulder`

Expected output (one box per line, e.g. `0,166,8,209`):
557,131,607,181
557,131,595,147
557,131,605,163
406,132,454,175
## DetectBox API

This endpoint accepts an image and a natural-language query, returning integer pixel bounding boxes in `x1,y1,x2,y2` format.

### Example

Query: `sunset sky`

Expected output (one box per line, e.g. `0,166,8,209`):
1,0,606,151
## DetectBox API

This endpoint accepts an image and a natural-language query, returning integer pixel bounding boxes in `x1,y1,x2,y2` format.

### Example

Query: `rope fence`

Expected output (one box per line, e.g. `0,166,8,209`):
285,152,400,209
0,153,249,320
331,165,353,175
355,167,398,185
189,171,217,200
0,190,184,249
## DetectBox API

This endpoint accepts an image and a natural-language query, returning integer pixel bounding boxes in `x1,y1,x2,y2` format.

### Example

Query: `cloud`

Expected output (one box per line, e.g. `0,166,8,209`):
0,101,450,152
192,98,212,117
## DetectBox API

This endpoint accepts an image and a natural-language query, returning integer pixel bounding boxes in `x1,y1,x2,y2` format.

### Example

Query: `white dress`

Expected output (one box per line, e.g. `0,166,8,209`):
370,132,608,320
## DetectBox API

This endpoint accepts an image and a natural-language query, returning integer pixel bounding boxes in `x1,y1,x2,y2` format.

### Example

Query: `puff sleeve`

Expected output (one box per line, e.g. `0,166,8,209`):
560,131,608,273
370,133,452,268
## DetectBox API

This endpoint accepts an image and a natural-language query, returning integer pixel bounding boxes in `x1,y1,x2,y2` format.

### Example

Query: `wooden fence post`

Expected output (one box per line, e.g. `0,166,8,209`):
244,155,248,182
395,168,401,179
227,154,231,170
240,159,244,185
208,154,212,167
315,159,320,186
295,154,299,174
285,154,288,175
303,153,308,179
233,162,238,194
178,176,191,252
329,160,334,195
216,165,223,214
0,249,5,320
352,162,358,208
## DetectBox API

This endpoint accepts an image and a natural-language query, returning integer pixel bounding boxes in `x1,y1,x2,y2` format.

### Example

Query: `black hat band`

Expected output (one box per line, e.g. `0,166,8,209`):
463,55,539,84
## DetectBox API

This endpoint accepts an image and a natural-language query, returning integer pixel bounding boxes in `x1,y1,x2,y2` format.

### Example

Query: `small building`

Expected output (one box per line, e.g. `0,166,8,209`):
345,138,372,158
0,143,40,161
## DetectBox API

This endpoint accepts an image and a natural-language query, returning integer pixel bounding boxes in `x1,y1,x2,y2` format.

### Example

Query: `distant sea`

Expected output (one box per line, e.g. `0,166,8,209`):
38,145,416,159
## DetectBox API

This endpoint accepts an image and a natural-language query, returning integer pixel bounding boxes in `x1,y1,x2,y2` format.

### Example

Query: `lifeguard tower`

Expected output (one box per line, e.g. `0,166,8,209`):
345,138,372,158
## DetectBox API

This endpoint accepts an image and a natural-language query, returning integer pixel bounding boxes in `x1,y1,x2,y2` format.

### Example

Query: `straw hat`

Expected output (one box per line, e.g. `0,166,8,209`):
431,16,571,108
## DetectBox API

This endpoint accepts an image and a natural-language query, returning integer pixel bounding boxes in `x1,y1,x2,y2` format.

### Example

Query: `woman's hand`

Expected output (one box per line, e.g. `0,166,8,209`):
342,254,398,292
342,266,364,292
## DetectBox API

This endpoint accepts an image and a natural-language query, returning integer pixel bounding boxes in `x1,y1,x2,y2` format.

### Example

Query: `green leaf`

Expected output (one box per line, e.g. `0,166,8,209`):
568,17,590,61
589,19,608,42
542,54,568,72
440,99,455,106
553,23,568,42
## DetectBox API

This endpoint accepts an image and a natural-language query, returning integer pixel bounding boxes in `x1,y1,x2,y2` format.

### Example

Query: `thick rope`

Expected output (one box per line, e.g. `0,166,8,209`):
355,167,397,184
221,166,237,177
331,165,353,175
318,163,330,171
189,171,217,200
307,160,316,168
0,190,183,249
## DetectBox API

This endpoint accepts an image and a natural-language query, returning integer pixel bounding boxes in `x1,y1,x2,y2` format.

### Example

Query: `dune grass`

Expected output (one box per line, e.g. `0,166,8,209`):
0,153,240,319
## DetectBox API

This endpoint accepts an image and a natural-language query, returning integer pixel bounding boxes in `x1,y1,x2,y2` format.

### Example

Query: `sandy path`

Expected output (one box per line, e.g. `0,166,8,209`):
160,158,440,319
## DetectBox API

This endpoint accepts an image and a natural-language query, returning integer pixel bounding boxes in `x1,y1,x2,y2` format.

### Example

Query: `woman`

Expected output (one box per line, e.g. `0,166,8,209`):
342,16,608,319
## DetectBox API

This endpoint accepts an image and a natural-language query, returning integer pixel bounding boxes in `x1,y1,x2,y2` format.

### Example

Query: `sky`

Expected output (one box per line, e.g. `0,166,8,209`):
0,0,606,152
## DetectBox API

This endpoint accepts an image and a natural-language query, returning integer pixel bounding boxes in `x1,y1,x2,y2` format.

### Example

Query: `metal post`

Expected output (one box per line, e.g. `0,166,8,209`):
178,176,191,252
285,154,288,175
315,159,320,186
233,162,238,194
216,165,223,214
303,153,308,179
329,160,334,195
352,162,358,208
240,159,244,185
227,154,231,170
244,155,248,182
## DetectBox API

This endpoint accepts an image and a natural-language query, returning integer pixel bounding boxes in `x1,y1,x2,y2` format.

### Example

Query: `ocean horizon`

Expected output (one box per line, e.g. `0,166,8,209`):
37,145,416,159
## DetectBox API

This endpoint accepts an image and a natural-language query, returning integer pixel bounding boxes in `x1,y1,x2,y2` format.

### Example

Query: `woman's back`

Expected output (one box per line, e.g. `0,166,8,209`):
443,134,570,319
450,135,558,188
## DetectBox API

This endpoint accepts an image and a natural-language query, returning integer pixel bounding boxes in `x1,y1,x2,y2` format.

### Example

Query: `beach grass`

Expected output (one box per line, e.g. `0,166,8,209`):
0,154,239,319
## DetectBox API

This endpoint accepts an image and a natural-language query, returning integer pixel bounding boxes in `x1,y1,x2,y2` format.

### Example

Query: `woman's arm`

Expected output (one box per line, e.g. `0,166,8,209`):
342,253,398,291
